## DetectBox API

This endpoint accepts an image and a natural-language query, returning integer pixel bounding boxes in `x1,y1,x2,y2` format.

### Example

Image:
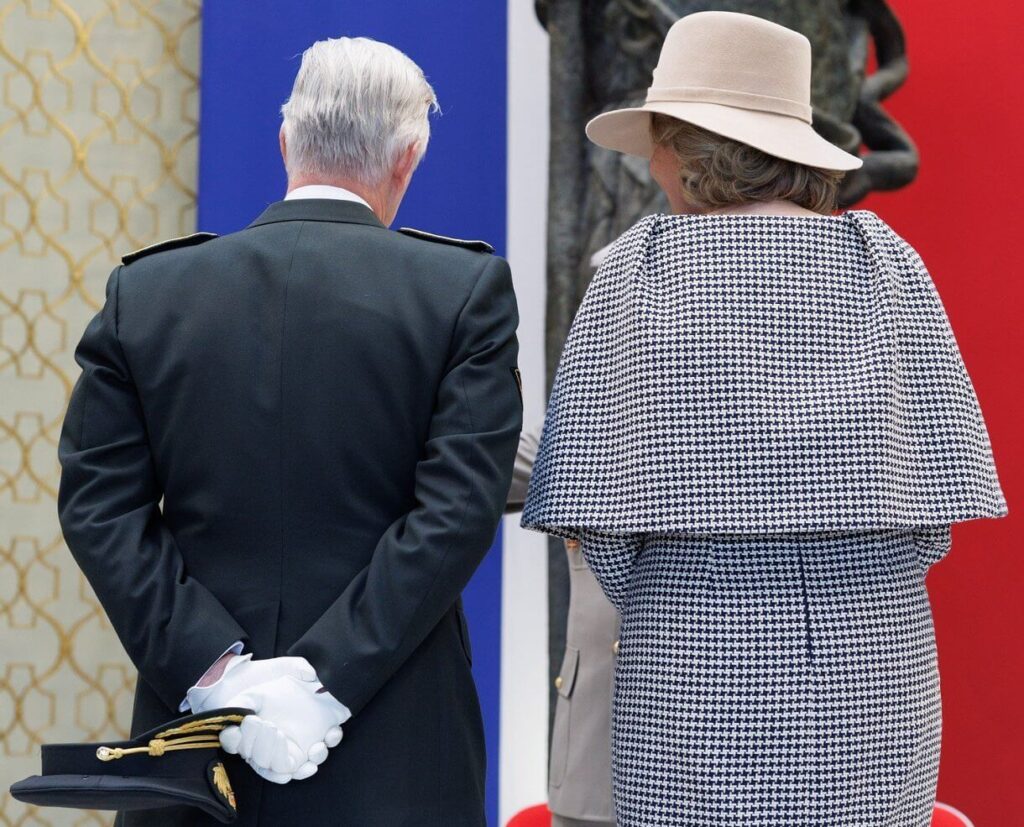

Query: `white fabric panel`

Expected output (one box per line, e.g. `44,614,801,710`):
501,1,551,823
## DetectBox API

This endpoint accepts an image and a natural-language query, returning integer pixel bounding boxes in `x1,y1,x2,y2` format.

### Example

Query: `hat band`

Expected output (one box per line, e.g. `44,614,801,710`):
645,85,812,124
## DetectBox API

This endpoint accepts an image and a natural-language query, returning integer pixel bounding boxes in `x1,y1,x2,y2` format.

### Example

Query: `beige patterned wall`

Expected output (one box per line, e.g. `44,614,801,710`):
0,1,201,823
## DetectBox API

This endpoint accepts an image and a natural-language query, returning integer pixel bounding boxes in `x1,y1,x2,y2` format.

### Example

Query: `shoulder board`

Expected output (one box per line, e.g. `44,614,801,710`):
122,232,219,265
397,227,494,254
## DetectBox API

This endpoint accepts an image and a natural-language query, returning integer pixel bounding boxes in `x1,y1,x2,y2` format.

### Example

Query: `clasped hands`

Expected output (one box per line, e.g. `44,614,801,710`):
187,654,350,783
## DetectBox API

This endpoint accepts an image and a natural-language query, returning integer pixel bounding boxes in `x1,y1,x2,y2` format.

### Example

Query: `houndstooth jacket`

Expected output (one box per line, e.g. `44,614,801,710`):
522,210,1006,538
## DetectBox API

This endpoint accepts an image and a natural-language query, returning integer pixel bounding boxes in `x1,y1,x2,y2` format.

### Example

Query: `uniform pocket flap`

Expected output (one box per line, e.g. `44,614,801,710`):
557,646,579,698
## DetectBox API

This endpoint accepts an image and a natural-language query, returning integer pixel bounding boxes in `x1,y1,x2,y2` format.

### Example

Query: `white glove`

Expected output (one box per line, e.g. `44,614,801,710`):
219,676,349,783
185,653,318,715
223,715,308,782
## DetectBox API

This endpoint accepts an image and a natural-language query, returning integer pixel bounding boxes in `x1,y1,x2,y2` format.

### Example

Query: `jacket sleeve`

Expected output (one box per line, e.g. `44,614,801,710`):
289,256,523,715
912,525,953,572
58,267,247,711
579,528,644,614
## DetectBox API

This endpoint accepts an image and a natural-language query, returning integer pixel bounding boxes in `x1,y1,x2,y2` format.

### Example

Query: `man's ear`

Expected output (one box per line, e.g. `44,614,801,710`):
279,126,288,167
393,142,421,188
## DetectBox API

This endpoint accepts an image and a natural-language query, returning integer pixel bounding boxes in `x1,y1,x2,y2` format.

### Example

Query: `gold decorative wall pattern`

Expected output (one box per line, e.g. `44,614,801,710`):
0,2,201,824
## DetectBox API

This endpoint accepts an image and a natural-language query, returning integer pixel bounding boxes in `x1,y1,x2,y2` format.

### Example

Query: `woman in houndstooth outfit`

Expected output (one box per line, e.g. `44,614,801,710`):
522,12,1006,827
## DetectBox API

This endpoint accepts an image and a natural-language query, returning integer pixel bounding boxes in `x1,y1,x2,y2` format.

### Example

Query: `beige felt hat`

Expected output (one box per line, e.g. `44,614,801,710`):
586,11,863,171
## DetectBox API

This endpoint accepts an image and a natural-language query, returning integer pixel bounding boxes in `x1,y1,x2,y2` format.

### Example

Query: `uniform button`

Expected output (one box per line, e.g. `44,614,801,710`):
554,676,563,690
612,640,620,656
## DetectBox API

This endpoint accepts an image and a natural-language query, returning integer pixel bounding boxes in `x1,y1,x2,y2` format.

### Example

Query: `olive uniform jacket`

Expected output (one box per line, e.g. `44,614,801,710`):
57,198,523,826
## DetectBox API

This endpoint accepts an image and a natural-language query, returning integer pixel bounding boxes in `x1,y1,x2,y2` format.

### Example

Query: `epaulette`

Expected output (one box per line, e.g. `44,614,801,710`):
122,231,219,265
398,227,494,254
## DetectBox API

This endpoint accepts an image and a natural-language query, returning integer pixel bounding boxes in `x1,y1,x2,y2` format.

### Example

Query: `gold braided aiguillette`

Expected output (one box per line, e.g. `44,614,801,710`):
95,714,245,761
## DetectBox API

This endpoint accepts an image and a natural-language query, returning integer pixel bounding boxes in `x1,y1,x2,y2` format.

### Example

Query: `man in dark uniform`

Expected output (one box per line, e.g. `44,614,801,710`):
57,35,522,826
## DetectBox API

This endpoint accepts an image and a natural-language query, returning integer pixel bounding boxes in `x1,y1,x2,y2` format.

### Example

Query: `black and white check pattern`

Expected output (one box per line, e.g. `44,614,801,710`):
581,527,943,827
521,211,1005,825
522,211,1005,537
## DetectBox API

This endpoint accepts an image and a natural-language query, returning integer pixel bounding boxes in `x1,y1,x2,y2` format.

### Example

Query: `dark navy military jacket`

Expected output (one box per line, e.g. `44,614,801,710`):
57,198,522,826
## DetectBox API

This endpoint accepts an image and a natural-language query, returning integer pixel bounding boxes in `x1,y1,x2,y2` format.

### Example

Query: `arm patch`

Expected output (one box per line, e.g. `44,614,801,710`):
511,367,523,403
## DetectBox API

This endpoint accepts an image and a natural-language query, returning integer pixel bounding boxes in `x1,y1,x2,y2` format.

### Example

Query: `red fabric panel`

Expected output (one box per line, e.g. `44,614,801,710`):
506,804,552,827
860,2,1024,821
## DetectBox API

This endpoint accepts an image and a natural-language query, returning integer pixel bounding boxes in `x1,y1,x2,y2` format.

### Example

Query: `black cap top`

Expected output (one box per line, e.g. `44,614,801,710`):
9,707,252,824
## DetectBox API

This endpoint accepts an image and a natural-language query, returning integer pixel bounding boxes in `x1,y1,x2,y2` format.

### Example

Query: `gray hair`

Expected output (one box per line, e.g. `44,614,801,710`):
281,37,438,186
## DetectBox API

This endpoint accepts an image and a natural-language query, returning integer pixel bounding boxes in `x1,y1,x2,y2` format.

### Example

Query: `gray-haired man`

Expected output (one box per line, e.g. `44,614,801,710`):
58,36,521,826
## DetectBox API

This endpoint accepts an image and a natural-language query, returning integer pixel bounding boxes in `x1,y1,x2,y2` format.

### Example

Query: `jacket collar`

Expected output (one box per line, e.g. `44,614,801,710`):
246,199,386,230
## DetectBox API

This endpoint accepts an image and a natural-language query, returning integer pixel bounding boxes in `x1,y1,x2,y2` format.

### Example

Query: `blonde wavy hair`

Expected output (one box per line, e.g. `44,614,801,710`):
649,113,845,214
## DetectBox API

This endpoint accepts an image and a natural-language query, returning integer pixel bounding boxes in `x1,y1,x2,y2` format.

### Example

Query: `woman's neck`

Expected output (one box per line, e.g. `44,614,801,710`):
703,199,825,217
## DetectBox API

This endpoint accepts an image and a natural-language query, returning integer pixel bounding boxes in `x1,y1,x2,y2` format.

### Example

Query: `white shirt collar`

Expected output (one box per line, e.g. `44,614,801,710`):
284,185,372,211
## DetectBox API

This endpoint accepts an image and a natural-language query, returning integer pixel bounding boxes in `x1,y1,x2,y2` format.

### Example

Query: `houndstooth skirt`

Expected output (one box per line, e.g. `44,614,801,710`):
581,527,948,827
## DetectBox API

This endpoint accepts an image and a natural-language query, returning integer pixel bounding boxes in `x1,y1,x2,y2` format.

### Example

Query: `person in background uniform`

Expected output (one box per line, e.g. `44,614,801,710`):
507,300,618,827
57,36,522,826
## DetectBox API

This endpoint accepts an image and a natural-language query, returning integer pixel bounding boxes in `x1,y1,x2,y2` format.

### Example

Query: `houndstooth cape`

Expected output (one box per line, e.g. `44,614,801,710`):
522,210,1006,537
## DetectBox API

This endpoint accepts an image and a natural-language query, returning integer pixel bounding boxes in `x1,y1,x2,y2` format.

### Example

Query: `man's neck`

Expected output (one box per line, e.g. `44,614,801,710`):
286,176,389,223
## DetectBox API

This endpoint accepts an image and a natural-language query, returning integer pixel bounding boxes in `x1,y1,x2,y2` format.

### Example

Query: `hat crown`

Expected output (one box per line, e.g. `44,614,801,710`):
650,11,811,108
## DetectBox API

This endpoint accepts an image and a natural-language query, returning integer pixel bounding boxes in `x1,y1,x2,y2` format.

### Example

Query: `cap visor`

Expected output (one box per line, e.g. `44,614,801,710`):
10,771,236,823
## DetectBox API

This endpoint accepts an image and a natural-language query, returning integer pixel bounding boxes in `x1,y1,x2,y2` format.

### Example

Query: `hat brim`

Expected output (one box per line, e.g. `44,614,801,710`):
586,101,863,172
